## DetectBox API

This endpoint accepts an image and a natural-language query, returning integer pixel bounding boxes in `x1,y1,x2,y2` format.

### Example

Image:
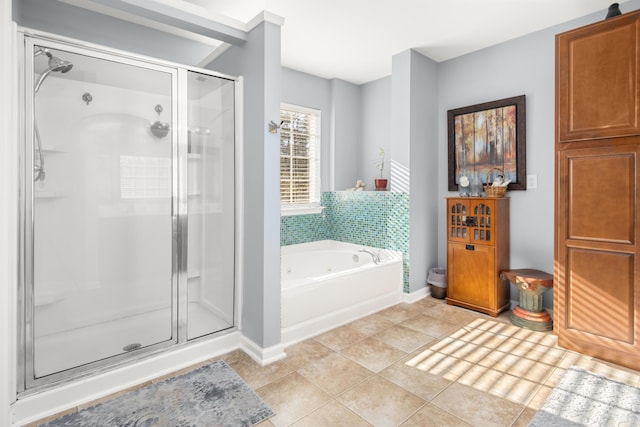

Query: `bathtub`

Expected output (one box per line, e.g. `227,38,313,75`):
281,240,403,345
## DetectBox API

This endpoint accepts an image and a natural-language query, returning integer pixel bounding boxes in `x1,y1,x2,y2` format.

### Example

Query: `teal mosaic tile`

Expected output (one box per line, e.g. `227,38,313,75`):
280,191,411,292
280,212,329,246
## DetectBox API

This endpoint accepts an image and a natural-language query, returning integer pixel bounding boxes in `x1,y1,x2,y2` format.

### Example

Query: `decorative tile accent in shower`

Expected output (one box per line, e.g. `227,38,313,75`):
280,192,410,291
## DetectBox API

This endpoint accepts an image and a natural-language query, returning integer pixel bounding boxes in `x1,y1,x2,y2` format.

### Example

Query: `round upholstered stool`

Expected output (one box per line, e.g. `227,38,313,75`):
499,269,553,332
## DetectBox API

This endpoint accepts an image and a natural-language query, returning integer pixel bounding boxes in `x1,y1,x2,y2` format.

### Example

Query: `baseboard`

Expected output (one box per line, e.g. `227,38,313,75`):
281,289,402,347
403,285,430,304
240,335,287,366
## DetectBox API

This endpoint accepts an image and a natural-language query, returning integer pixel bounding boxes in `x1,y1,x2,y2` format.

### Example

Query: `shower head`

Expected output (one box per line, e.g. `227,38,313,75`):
34,48,74,93
46,53,73,74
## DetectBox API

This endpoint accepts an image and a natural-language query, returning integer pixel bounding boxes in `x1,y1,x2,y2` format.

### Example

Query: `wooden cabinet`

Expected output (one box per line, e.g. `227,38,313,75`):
555,11,640,371
557,12,640,142
446,197,510,317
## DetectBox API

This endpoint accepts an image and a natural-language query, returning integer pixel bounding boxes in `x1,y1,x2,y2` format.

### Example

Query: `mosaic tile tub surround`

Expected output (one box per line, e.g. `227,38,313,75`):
281,191,410,291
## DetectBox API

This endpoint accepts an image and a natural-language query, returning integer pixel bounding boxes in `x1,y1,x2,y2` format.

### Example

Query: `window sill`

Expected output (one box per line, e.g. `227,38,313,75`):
281,205,325,216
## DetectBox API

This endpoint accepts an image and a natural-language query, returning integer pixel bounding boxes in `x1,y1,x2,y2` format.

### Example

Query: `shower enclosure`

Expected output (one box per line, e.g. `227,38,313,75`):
18,34,237,392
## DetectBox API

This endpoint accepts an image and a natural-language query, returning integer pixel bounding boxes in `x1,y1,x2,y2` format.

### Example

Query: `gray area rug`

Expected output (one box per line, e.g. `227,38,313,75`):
529,366,640,427
43,360,274,427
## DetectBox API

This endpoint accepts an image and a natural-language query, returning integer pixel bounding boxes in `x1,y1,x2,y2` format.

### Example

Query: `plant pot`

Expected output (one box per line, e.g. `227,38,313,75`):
374,179,388,191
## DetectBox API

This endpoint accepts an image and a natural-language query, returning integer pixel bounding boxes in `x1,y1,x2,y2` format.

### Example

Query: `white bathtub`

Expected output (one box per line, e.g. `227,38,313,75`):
281,240,403,345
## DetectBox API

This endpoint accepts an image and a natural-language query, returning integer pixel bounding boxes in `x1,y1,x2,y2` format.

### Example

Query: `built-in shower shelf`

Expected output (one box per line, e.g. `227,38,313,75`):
188,270,200,279
188,191,201,197
35,191,66,199
188,153,201,159
42,145,66,153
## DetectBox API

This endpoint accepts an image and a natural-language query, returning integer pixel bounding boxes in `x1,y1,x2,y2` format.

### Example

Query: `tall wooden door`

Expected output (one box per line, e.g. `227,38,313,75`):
555,10,640,370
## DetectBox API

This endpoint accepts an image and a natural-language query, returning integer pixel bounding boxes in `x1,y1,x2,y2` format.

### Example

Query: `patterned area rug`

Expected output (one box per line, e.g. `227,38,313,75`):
43,360,274,427
529,366,640,427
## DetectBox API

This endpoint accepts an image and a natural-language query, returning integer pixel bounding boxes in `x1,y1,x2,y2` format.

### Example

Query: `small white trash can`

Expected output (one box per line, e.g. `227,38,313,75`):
428,268,447,299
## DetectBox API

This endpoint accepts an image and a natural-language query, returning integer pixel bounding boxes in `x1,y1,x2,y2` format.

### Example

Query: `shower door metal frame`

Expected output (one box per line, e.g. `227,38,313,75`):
18,33,183,394
18,29,239,396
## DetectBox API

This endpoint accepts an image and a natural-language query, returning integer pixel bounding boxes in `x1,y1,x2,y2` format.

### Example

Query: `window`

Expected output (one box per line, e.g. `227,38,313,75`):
280,103,321,215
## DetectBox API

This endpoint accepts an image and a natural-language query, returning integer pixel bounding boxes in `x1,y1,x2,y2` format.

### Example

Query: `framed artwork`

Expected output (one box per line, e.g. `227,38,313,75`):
447,95,526,191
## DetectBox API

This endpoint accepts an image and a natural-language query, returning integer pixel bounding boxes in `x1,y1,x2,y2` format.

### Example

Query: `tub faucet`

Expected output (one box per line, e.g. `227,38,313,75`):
358,249,380,264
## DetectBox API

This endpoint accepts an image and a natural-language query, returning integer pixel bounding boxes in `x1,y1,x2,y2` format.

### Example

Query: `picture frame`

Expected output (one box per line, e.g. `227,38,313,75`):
447,95,526,191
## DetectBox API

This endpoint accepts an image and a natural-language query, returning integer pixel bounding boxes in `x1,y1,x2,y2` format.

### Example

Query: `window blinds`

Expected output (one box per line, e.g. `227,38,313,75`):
280,105,320,205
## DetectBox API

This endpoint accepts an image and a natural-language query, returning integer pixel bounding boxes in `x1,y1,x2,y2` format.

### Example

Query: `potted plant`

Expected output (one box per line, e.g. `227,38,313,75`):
374,147,388,190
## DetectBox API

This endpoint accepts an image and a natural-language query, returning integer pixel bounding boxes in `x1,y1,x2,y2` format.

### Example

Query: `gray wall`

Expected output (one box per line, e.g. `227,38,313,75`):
210,22,283,348
408,51,440,291
360,76,391,187
331,78,361,190
391,50,439,292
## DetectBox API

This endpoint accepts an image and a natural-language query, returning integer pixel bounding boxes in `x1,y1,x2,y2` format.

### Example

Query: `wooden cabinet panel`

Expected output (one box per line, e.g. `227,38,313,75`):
556,11,640,370
557,12,640,142
446,197,510,317
565,248,634,343
448,243,495,308
564,147,635,243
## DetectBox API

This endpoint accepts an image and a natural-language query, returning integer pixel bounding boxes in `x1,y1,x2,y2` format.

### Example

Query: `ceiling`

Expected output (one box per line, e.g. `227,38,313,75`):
185,0,630,84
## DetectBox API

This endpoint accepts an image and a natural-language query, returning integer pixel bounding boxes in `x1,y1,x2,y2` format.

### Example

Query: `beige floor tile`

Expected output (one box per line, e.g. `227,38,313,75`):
527,384,553,410
428,336,492,363
348,312,396,336
291,400,372,427
313,325,368,351
410,297,439,310
374,324,435,353
254,419,277,427
340,337,407,372
477,350,556,384
401,313,460,338
227,357,293,390
515,345,565,365
284,339,334,370
456,364,542,406
431,382,524,427
466,317,520,336
256,372,331,427
404,345,475,381
511,407,538,427
223,349,254,365
447,326,492,344
420,300,481,327
464,330,510,349
376,304,415,323
380,359,452,400
298,352,373,395
400,403,472,427
338,375,425,427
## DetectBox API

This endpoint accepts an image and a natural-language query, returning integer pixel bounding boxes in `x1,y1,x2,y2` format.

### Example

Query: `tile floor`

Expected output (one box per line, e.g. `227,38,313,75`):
31,297,640,427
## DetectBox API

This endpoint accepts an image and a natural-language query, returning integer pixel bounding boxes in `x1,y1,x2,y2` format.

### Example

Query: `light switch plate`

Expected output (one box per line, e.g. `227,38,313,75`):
527,174,538,189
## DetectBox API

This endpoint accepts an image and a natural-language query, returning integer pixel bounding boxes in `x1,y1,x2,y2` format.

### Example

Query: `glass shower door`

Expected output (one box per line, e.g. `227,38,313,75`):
186,71,235,339
27,42,177,381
